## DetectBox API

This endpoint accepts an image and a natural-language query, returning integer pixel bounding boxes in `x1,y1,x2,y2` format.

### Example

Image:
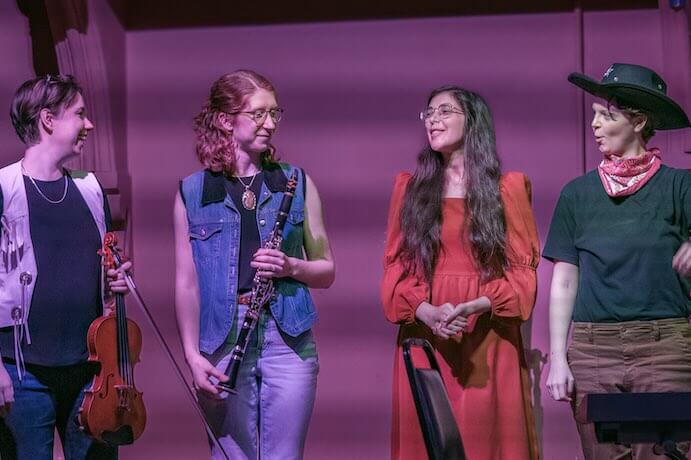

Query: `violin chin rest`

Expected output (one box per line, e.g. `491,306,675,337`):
101,425,135,446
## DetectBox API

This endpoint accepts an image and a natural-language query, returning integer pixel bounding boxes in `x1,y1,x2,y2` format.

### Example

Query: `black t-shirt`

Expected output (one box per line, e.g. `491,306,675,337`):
224,173,263,293
0,174,112,366
543,166,690,322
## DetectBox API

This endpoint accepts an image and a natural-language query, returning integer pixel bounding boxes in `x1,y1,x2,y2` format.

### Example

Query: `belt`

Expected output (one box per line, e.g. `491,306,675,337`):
237,293,252,305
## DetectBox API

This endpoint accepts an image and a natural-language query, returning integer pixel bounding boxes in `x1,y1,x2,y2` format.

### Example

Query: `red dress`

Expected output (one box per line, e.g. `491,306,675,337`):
381,172,540,460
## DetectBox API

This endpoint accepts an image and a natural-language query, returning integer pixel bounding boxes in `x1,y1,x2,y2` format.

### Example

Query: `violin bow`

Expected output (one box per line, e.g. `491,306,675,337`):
107,237,230,460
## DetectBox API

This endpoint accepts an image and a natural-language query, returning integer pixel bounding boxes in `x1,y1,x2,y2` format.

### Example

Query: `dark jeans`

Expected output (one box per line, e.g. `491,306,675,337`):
568,317,691,460
0,361,117,460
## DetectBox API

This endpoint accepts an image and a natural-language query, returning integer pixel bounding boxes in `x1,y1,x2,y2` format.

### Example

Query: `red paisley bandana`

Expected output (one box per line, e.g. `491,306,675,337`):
597,148,662,197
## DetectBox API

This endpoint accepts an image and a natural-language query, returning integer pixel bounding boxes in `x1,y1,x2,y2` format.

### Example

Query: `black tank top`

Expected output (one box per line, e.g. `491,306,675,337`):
224,173,263,293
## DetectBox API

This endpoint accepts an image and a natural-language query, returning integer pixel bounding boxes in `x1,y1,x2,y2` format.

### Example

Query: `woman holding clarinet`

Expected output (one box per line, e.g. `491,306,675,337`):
174,69,335,460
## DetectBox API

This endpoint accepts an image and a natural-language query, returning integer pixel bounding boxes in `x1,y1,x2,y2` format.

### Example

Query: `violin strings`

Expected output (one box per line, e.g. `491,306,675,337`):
113,248,135,400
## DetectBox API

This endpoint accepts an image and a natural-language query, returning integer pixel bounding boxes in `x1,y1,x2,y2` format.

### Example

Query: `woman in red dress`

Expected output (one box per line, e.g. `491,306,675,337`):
381,85,540,460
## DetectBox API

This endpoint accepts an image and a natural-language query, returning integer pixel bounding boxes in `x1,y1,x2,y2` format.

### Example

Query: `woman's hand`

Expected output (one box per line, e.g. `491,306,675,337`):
439,297,492,336
546,354,575,401
186,352,229,399
672,241,691,277
106,260,132,295
450,302,478,319
0,363,13,417
251,248,294,279
415,302,455,338
436,314,468,338
434,302,476,337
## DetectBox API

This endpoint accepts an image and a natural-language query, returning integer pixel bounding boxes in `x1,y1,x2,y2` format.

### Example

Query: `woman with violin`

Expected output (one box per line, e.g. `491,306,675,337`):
0,75,131,460
174,70,335,460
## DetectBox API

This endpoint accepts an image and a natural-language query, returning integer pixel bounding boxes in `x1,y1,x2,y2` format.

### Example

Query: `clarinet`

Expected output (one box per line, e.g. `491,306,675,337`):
217,170,299,394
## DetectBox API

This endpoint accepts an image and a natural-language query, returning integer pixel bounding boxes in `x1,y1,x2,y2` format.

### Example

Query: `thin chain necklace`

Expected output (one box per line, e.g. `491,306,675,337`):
20,163,69,204
236,172,260,211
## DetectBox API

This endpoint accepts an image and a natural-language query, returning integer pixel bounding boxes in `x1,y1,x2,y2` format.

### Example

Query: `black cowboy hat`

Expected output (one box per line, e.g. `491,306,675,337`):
568,63,690,130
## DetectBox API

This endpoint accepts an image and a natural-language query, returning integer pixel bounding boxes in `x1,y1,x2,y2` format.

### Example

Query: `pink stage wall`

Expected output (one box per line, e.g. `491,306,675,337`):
0,1,33,164
124,9,689,460
1,2,690,459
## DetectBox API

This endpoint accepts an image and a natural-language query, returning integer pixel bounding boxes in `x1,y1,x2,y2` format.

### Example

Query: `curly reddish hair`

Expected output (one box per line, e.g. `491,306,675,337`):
193,70,277,174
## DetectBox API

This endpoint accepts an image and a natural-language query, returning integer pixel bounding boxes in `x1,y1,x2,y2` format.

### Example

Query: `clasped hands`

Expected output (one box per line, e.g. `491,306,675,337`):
416,301,479,340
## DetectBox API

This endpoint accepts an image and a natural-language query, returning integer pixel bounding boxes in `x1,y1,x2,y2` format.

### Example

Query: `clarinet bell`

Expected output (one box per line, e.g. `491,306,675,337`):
216,381,237,395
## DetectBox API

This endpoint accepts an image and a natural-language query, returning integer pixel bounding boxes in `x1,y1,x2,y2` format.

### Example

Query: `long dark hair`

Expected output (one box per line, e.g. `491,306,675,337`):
398,86,507,283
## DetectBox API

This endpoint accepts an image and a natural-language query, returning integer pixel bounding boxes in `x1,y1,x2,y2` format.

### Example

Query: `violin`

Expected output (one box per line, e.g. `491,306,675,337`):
78,232,146,445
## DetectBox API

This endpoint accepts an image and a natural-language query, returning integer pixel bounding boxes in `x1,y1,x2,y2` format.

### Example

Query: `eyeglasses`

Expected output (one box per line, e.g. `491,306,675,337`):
232,108,284,125
419,104,464,122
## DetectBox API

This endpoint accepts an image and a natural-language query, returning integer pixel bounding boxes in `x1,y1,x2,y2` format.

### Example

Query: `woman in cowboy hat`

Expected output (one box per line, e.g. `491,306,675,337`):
544,63,691,459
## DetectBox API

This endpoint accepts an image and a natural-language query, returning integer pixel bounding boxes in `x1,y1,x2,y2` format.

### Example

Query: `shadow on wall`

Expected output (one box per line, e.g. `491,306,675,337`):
526,347,549,459
15,0,59,75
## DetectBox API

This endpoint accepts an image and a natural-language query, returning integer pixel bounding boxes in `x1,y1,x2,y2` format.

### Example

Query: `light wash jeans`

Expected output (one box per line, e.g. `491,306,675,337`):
200,305,319,460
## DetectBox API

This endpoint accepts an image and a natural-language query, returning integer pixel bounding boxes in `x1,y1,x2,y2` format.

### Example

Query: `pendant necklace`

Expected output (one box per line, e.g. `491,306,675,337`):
236,172,259,210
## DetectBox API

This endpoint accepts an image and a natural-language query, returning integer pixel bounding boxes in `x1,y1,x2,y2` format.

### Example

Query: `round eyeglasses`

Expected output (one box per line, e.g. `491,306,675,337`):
232,108,284,125
419,104,464,122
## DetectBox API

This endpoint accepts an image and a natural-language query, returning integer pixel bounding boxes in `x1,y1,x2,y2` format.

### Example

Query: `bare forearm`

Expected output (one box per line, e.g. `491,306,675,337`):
549,263,579,359
288,257,335,289
175,284,202,363
549,296,574,358
466,296,491,315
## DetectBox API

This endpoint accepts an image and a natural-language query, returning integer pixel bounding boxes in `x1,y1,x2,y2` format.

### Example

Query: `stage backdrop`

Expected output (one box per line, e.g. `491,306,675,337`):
1,2,689,459
125,8,689,460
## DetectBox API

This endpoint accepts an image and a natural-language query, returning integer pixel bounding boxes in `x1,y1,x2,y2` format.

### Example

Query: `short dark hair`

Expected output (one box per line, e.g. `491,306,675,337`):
620,106,656,143
10,74,83,145
609,99,656,143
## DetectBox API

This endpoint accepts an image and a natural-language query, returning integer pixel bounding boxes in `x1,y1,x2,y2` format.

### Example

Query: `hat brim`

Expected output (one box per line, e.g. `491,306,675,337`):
568,72,691,130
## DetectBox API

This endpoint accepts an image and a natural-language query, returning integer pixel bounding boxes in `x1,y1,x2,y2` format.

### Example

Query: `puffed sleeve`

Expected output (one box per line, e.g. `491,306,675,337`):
478,172,540,320
380,173,431,325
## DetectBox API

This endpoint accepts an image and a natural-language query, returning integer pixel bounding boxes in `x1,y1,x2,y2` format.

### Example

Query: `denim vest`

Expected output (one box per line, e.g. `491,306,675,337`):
181,163,317,354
